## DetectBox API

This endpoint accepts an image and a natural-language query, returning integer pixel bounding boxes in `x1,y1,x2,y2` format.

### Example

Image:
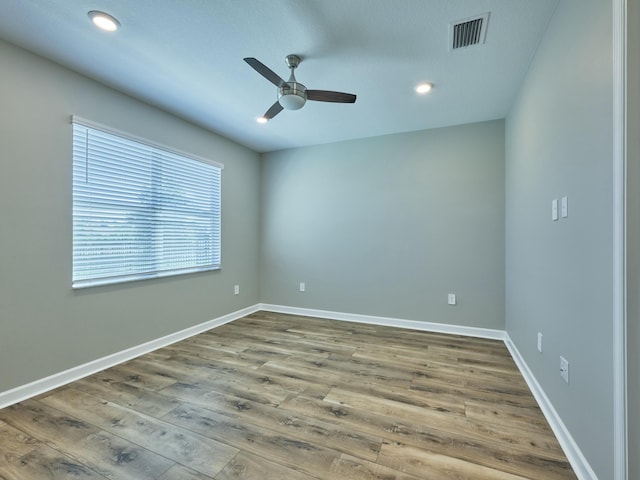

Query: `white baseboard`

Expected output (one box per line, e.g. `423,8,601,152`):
0,304,261,409
259,303,506,340
0,302,597,480
503,334,598,480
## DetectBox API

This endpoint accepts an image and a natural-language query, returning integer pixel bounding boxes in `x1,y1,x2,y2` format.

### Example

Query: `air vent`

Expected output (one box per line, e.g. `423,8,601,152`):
451,13,489,49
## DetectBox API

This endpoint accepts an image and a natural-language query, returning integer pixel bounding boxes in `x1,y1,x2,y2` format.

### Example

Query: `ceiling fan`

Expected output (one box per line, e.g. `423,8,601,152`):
244,54,357,121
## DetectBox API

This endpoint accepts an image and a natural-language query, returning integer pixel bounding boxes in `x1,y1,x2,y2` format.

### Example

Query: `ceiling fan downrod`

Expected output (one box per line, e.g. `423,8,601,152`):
279,55,307,110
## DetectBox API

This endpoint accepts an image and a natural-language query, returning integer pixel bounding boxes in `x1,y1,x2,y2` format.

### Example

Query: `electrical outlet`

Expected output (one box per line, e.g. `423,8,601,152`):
447,293,456,305
560,356,569,383
299,282,306,292
537,332,543,353
234,285,240,295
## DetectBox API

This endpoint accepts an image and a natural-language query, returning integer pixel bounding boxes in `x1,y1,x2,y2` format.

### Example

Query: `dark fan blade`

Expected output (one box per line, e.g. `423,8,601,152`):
307,90,356,103
244,57,286,87
262,101,284,120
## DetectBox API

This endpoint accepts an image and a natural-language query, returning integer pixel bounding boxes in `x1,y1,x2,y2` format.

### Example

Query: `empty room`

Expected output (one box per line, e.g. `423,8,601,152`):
0,1,636,479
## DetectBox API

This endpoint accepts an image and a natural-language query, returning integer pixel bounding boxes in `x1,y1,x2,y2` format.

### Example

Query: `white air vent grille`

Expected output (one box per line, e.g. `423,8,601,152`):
451,13,489,49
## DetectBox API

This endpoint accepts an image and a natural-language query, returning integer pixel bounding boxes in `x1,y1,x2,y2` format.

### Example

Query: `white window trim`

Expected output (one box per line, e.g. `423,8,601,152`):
71,116,223,289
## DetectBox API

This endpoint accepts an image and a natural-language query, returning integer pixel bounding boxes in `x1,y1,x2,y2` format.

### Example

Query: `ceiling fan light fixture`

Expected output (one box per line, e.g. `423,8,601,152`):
415,83,433,94
88,11,120,32
278,93,306,111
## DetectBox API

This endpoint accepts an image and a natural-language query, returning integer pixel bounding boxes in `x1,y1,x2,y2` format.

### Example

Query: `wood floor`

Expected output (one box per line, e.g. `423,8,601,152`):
0,311,577,479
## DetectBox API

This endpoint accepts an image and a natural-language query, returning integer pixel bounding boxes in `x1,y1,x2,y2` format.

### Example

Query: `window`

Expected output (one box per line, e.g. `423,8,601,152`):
72,117,222,288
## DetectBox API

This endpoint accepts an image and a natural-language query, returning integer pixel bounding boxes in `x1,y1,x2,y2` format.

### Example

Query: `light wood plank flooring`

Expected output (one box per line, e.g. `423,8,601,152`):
0,311,577,479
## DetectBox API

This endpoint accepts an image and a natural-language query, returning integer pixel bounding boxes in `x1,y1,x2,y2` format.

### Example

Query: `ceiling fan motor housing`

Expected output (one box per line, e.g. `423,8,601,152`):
279,82,307,110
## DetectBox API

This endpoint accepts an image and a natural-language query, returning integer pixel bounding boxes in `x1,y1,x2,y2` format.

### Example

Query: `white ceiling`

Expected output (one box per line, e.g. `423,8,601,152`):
0,0,558,153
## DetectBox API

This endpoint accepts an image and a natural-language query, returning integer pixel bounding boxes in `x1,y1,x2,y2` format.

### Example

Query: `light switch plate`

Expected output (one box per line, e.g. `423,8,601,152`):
552,199,559,221
560,356,569,383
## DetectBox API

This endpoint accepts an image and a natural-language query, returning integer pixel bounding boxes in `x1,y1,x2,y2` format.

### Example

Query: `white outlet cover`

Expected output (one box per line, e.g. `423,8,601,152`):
299,282,306,292
537,332,543,353
448,293,456,305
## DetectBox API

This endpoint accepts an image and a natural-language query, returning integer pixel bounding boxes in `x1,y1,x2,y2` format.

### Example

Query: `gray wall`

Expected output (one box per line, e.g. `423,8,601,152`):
0,39,261,393
505,0,614,477
260,121,505,329
628,0,639,478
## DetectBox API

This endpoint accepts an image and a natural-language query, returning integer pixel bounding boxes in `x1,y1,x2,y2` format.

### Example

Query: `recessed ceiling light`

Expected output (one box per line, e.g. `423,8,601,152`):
415,83,433,94
88,11,120,32
256,116,268,124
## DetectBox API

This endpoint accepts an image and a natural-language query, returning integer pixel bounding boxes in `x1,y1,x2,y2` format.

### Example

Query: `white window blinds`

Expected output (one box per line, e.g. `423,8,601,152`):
72,117,222,288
